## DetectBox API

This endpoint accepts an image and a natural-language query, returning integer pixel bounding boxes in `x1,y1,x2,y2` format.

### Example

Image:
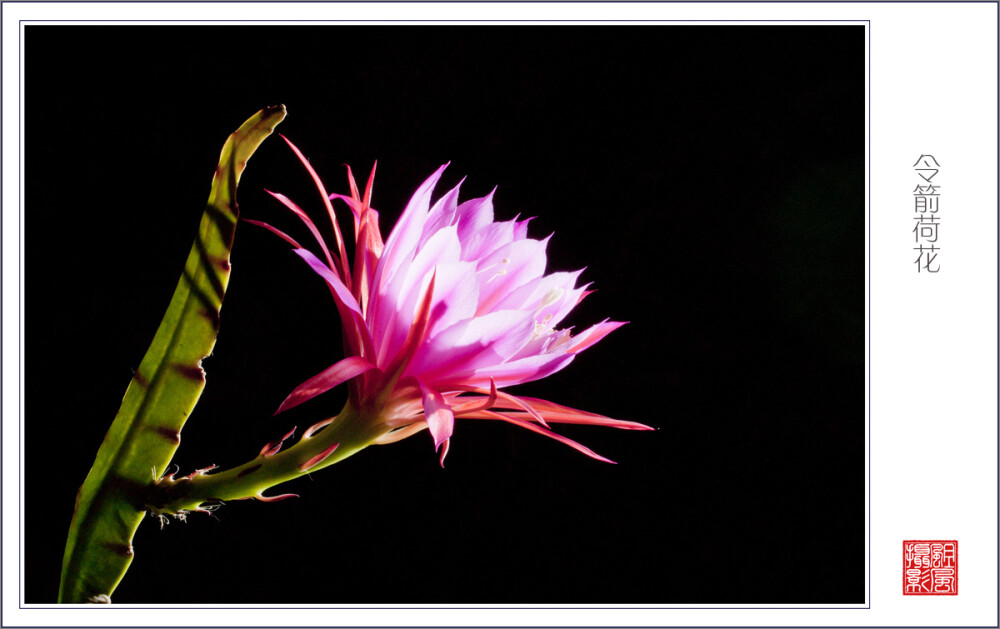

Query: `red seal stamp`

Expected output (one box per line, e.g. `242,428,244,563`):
903,540,958,595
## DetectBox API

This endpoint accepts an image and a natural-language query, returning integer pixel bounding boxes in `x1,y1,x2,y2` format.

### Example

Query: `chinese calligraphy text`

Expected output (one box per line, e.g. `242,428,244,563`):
913,154,941,273
903,540,958,595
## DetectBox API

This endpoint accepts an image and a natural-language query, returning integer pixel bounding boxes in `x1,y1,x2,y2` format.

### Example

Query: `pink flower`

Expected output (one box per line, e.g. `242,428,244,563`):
249,137,651,466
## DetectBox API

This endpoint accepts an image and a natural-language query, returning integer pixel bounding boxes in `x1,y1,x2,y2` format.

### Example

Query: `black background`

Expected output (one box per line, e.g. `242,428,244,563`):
25,25,864,604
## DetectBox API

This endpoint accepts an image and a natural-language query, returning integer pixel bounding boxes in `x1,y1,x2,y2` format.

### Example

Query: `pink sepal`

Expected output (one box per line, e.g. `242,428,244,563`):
243,218,304,249
478,410,616,464
276,356,377,414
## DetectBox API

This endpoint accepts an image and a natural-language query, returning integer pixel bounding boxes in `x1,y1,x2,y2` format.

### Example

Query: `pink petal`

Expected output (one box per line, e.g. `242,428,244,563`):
280,135,352,290
293,248,364,319
566,319,627,354
449,379,498,416
437,438,451,466
455,190,495,243
243,218,304,249
461,216,519,263
265,189,338,278
374,163,449,297
329,192,364,220
276,356,377,414
478,396,653,431
512,216,533,240
420,180,465,247
490,269,585,322
424,261,480,339
475,236,550,316
405,309,536,384
418,380,455,453
362,161,377,208
351,213,385,317
373,226,462,366
468,352,576,389
450,385,549,428
518,398,654,430
476,410,616,464
295,247,374,358
380,270,437,388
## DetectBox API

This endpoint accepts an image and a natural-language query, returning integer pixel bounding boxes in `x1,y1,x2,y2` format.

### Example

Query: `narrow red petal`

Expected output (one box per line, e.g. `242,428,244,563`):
276,356,377,414
243,218,304,249
292,247,376,360
476,410,617,464
449,383,550,428
280,135,352,291
493,390,549,428
346,164,361,205
567,320,627,354
381,270,437,388
469,410,653,431
265,189,339,277
450,379,498,416
329,192,364,220
362,161,377,209
509,397,654,431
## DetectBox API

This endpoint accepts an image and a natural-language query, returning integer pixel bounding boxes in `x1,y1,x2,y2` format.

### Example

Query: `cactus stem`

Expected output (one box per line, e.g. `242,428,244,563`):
145,401,384,515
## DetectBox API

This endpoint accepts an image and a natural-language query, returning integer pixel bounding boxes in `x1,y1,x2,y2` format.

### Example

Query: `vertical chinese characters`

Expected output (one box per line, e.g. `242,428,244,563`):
913,155,941,273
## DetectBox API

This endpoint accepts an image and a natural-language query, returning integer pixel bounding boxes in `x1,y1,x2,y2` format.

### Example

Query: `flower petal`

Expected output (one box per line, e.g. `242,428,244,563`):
473,396,654,431
374,226,462,366
420,179,464,247
276,356,378,414
455,189,495,244
293,248,364,319
405,309,536,385
475,236,550,316
374,163,449,296
265,189,338,278
475,410,616,464
418,380,455,455
491,269,585,323
243,218,304,249
470,351,576,389
566,319,627,354
380,270,437,388
351,215,383,318
281,135,352,289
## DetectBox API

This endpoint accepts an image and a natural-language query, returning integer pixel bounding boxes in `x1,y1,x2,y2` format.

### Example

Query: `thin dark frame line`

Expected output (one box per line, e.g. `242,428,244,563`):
16,18,869,22
9,15,877,622
1,0,997,4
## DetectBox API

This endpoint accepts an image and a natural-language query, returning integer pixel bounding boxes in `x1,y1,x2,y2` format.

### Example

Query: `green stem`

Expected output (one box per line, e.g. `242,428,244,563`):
148,402,384,514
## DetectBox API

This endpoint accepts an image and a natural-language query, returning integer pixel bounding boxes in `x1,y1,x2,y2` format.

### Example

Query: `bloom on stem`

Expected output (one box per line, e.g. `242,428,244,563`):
250,137,651,465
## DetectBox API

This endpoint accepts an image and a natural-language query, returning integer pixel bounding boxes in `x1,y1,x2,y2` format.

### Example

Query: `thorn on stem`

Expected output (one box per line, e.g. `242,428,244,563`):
299,443,340,472
259,426,297,457
255,492,299,503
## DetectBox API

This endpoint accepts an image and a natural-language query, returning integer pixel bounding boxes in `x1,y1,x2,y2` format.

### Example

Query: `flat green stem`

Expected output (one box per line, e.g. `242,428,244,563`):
58,107,286,603
148,402,384,513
